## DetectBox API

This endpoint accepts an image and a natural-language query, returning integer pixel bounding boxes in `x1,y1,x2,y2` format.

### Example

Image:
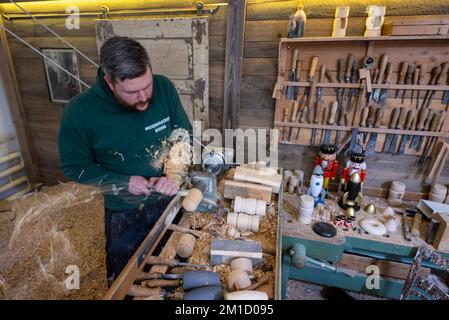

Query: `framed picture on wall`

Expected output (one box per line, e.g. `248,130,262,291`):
41,48,82,103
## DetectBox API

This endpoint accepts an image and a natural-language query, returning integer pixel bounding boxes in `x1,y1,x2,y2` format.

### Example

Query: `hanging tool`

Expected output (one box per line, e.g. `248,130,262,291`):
359,106,370,143
398,109,417,154
288,61,302,141
323,101,338,145
365,105,377,143
346,60,359,114
421,65,442,109
418,109,437,152
410,108,431,151
388,107,406,154
341,54,355,108
395,62,409,99
140,271,221,290
401,64,415,104
335,56,349,146
368,68,379,104
383,107,401,153
282,107,290,141
319,103,329,145
415,64,425,109
411,64,420,105
419,110,446,165
378,62,393,106
293,58,302,100
365,107,384,157
287,49,300,100
372,54,388,103
337,58,345,111
296,56,319,142
423,62,449,109
310,65,326,146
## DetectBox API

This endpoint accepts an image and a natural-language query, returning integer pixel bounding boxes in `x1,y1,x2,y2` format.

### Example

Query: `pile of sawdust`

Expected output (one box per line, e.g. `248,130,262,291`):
0,182,107,300
164,140,192,185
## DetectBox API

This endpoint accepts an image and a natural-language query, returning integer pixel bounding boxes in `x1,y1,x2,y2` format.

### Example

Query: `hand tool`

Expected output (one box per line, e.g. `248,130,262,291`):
443,90,449,108
341,54,355,108
352,68,369,126
415,64,425,108
365,107,384,157
294,56,319,142
146,256,210,269
421,65,442,109
323,101,338,145
337,58,345,111
168,224,204,238
293,59,302,100
395,62,408,99
401,64,415,104
378,62,393,106
310,65,326,146
319,103,329,145
325,69,338,95
411,64,420,105
364,104,376,143
368,68,379,104
282,107,290,141
416,108,436,152
141,271,221,290
288,62,303,141
346,60,359,114
388,107,407,154
383,107,400,153
398,109,417,154
423,62,449,109
372,53,388,103
287,49,299,100
359,105,370,143
419,110,446,165
410,108,431,150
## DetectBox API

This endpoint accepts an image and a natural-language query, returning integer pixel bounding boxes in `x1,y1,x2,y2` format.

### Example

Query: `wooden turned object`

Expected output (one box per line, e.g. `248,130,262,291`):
234,196,266,216
176,233,196,259
225,290,269,300
230,257,253,276
182,188,203,211
227,269,251,291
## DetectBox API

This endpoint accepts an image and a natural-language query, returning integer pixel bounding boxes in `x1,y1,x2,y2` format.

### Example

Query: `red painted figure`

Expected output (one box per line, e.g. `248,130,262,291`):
341,152,366,192
314,145,338,190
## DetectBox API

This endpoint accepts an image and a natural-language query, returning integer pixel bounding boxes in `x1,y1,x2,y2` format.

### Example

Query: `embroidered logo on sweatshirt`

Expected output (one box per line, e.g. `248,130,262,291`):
145,116,170,133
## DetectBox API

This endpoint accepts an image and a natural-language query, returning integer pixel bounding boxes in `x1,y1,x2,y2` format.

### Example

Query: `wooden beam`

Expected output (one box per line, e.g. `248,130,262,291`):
222,0,247,132
0,18,41,183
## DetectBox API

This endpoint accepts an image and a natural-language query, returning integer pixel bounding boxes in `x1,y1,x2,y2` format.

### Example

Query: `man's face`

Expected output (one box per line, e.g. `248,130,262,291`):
104,66,153,112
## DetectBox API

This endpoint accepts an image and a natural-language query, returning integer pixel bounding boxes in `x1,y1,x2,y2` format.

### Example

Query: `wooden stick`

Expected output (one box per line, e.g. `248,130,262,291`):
432,146,449,186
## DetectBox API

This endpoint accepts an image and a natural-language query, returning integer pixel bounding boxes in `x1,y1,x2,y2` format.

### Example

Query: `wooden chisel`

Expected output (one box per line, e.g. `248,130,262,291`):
372,54,388,102
423,62,449,109
415,64,425,109
395,62,408,99
323,101,338,145
421,65,442,109
383,107,400,153
378,62,393,106
398,109,417,154
287,49,299,100
401,64,415,104
410,107,430,150
388,107,407,154
365,107,384,157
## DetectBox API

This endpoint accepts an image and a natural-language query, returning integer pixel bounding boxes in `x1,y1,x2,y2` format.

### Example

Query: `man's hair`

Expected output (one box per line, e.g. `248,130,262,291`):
100,36,151,82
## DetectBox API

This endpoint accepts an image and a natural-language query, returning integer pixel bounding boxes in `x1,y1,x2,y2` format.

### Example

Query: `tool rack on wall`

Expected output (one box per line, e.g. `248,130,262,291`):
272,35,449,159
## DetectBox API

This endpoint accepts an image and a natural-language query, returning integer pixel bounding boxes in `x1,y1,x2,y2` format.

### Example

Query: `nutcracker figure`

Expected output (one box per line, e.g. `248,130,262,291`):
340,152,366,192
314,145,338,190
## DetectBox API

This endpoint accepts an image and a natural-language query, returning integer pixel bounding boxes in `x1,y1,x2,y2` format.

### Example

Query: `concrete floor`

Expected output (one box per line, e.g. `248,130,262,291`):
285,280,388,300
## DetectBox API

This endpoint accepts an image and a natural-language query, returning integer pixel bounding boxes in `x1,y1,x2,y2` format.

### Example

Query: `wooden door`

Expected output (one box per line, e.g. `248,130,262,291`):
95,18,209,127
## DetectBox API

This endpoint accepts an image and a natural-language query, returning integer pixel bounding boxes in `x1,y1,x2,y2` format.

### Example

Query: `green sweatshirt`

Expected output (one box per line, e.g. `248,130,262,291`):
58,68,192,211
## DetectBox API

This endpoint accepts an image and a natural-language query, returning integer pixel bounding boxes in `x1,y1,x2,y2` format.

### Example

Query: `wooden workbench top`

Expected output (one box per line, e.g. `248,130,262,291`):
282,193,430,249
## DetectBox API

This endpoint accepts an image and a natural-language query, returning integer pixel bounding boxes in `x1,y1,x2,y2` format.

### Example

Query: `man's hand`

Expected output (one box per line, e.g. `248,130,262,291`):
128,176,152,195
148,177,179,196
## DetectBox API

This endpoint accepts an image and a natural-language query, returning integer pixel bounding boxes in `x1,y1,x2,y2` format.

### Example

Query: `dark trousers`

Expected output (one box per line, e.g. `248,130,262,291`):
104,198,172,284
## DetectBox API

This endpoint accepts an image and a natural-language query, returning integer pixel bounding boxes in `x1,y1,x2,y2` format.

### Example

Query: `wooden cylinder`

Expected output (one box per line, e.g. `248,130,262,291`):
234,196,266,216
225,290,269,300
431,184,447,195
230,257,253,276
384,217,397,233
411,213,422,237
382,207,395,217
227,269,251,291
176,233,196,259
227,212,260,232
429,191,446,203
299,195,314,209
391,181,406,192
182,188,203,212
288,175,298,194
127,285,161,297
387,189,404,207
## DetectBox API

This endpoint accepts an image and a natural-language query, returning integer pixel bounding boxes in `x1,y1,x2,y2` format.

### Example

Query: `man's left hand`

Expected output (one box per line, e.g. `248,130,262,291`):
148,177,179,196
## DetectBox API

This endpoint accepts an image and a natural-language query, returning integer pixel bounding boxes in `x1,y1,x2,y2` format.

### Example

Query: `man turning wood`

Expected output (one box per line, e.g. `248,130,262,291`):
58,37,192,284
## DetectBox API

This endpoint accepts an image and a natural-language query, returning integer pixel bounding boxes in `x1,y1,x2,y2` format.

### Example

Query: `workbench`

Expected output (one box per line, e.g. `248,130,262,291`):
103,170,284,300
281,192,449,300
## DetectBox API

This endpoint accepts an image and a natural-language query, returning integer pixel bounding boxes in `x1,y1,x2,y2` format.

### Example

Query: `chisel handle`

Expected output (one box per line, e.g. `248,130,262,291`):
291,49,299,70
144,279,180,288
377,54,388,83
383,62,393,84
325,69,337,84
438,110,447,131
429,111,441,132
337,59,345,82
360,106,370,127
374,107,384,128
404,109,416,130
416,108,430,131
319,65,326,83
436,62,449,85
429,65,442,85
366,105,377,127
396,107,407,129
291,101,300,122
372,69,379,85
308,56,319,81
389,108,401,129
322,104,330,125
345,54,354,81
295,60,302,81
328,101,338,125
398,62,409,84
424,109,436,131
413,66,420,85
405,64,415,84
417,64,425,84
411,213,422,237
